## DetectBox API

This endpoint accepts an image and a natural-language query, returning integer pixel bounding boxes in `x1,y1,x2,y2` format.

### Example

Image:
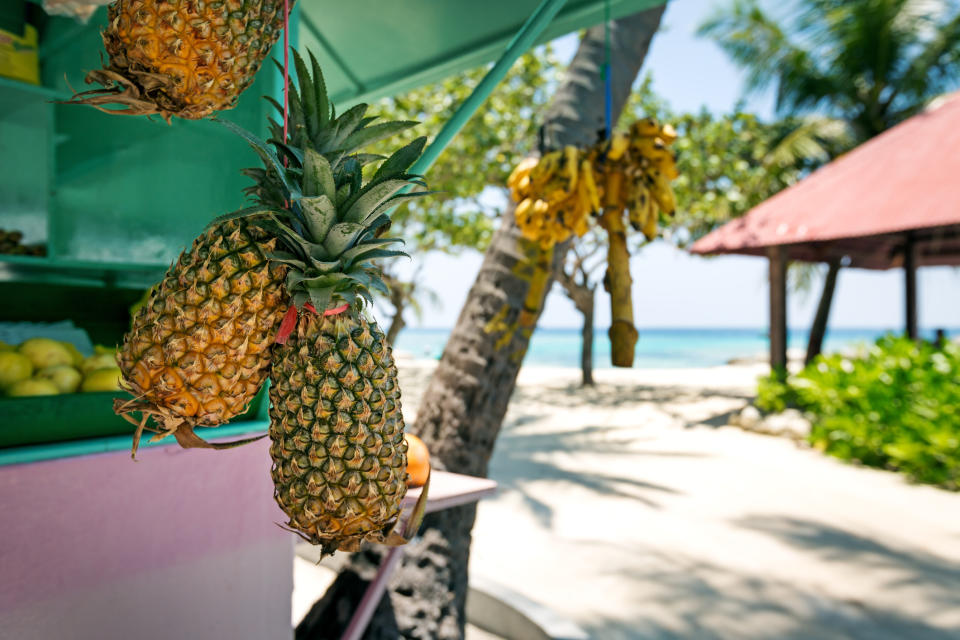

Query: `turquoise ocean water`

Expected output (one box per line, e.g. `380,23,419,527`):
394,327,956,369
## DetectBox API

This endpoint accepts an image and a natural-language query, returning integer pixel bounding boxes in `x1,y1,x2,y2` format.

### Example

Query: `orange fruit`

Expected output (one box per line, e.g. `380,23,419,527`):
405,433,430,488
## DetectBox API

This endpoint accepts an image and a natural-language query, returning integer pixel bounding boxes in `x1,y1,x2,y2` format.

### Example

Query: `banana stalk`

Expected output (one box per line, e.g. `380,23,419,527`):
600,207,638,367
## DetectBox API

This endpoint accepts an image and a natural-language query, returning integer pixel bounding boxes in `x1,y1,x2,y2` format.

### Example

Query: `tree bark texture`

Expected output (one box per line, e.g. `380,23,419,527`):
386,308,406,346
580,289,595,386
557,265,596,386
304,7,666,640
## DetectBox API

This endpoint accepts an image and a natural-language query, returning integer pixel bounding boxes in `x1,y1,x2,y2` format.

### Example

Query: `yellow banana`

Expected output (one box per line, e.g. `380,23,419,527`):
642,201,658,241
563,146,579,192
606,132,630,161
516,197,534,221
659,123,678,144
632,117,660,138
580,160,601,212
530,151,560,186
508,157,537,189
645,170,676,215
627,182,650,231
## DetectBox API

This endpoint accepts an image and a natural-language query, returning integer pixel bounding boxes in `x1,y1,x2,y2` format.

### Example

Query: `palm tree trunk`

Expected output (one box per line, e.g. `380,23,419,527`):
386,307,406,345
581,287,595,386
300,8,665,639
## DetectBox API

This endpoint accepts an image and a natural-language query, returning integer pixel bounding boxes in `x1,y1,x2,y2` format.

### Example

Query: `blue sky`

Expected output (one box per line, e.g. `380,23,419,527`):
390,0,959,330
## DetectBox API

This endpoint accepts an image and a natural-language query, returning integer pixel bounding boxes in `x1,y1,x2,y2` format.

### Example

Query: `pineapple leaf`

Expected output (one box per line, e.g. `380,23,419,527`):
270,140,303,168
267,254,308,270
221,119,295,196
335,183,352,208
350,269,390,297
308,50,331,128
323,222,364,256
306,244,340,268
340,238,403,265
365,190,435,223
355,153,387,167
341,120,419,155
303,149,335,200
330,104,369,148
287,271,343,293
344,248,408,270
306,284,333,314
292,291,309,309
356,214,392,242
203,206,288,231
374,136,427,181
292,50,319,136
299,195,337,241
343,178,413,224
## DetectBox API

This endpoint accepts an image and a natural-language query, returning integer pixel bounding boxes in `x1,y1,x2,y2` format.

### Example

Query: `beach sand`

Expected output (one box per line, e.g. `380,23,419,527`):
294,358,960,639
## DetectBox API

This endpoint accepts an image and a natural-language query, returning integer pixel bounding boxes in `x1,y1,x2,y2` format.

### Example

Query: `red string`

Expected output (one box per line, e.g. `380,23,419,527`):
275,303,351,344
272,5,350,346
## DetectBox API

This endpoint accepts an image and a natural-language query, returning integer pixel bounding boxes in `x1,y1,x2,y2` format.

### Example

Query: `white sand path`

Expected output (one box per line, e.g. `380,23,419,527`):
396,360,960,640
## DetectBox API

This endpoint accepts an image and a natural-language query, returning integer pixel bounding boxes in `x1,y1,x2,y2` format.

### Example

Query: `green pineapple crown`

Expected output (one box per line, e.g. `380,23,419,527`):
212,49,431,312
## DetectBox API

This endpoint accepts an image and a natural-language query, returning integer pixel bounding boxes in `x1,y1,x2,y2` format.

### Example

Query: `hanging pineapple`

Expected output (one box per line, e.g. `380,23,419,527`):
220,53,432,556
115,51,419,456
593,116,680,367
65,0,293,121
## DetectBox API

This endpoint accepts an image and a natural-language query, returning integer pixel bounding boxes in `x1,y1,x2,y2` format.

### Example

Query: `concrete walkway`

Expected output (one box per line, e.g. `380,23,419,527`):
396,362,960,640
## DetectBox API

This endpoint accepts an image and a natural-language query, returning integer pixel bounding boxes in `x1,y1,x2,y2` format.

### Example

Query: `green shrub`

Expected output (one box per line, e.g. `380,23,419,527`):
757,335,960,490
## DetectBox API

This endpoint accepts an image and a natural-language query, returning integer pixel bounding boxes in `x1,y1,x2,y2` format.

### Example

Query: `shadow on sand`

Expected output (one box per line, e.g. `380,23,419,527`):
578,530,960,640
488,420,699,528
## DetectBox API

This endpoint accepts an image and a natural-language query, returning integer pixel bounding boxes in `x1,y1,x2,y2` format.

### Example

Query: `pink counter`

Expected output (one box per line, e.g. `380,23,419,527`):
0,438,294,639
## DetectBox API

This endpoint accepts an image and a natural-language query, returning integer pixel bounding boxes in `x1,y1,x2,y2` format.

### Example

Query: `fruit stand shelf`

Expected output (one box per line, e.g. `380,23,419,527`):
0,75,71,108
0,418,270,467
0,254,167,289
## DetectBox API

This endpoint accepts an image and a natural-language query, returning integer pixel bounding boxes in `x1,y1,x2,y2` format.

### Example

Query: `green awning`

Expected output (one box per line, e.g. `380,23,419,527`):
297,0,663,106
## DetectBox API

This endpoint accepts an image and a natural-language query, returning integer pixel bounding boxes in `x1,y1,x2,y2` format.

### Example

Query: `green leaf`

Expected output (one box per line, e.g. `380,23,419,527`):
364,190,435,225
374,136,427,181
335,182,352,208
341,120,419,154
340,238,404,265
331,104,369,148
343,179,411,224
345,248,408,269
306,283,333,314
220,119,294,196
323,222,364,256
299,195,337,241
292,49,319,136
308,50,330,128
303,149,336,200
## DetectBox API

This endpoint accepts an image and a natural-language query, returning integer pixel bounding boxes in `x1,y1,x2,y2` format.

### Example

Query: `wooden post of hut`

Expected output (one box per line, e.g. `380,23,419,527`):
904,234,918,340
768,245,788,377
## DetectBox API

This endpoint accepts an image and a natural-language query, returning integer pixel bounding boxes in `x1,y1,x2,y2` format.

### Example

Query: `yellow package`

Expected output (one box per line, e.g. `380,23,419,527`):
0,23,40,85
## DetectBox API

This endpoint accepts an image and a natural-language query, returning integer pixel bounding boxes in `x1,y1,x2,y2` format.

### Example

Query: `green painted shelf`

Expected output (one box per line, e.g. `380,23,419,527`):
0,74,71,106
0,253,168,288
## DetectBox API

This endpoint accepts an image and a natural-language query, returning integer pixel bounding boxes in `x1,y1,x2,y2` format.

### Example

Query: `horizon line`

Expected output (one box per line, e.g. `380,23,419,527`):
400,325,960,332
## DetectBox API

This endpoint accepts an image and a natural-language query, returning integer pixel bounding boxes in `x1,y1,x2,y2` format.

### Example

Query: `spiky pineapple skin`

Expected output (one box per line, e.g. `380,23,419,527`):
119,218,287,427
102,0,289,119
269,311,408,553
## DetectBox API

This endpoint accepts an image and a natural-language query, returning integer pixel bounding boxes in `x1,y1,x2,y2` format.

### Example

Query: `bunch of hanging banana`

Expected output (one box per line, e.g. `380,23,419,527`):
594,116,679,242
590,116,681,367
507,146,601,250
502,117,681,368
